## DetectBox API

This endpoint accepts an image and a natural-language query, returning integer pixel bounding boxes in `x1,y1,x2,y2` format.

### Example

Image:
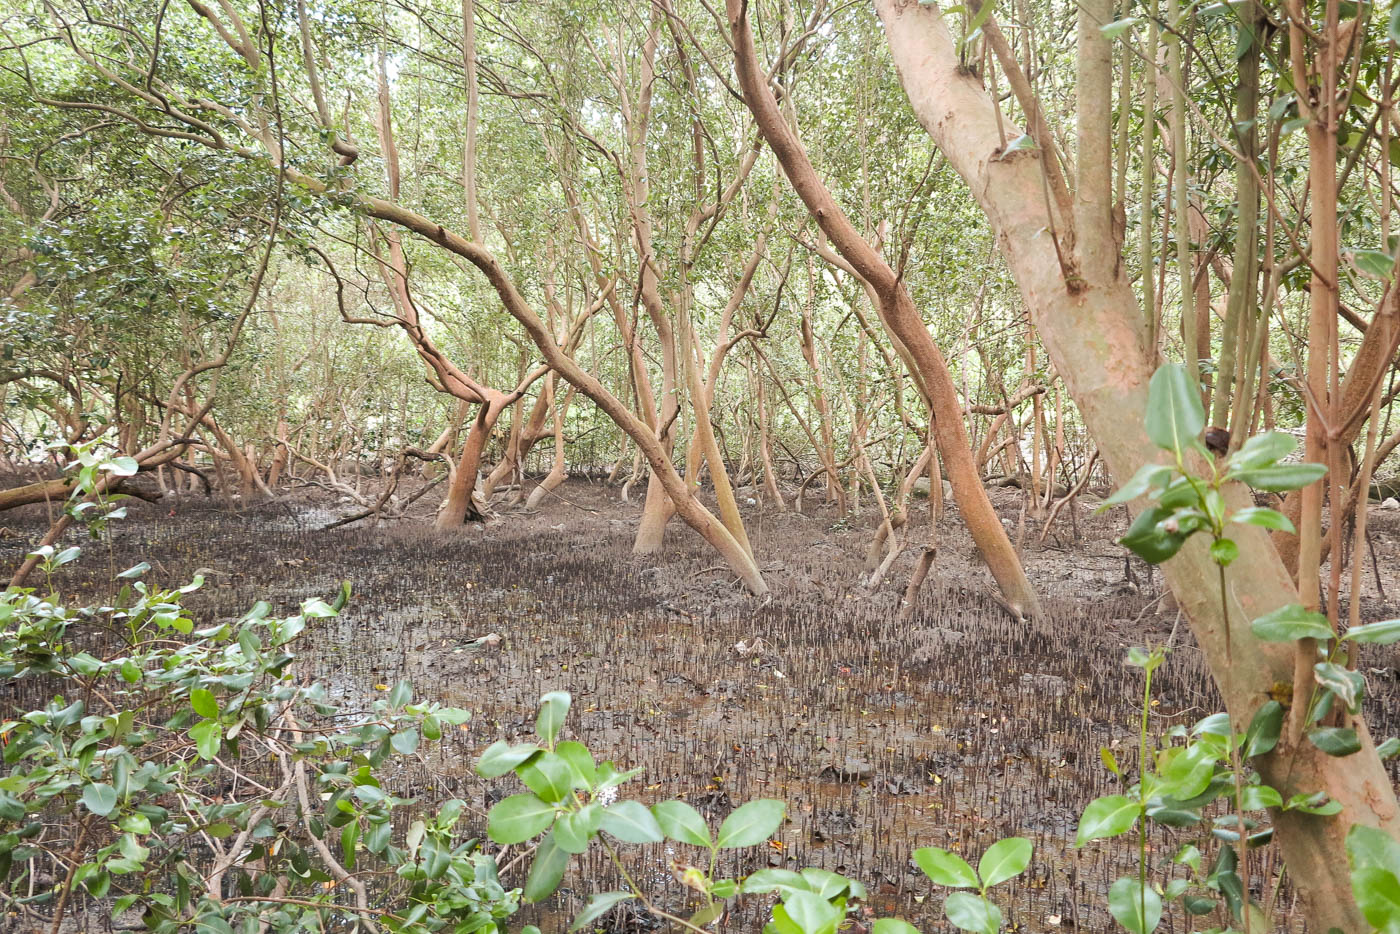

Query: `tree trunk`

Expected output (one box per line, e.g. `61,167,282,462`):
729,0,1039,617
436,400,503,527
875,2,1398,926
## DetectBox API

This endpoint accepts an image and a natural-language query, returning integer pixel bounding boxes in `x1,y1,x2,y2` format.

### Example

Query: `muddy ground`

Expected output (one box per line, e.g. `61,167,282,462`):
4,475,1400,933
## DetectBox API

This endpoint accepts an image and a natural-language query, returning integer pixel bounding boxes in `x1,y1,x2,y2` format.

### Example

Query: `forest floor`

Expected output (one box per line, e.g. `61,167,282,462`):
4,475,1400,933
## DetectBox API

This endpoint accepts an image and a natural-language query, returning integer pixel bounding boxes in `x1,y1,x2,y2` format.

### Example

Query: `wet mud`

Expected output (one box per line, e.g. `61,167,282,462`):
4,477,1399,933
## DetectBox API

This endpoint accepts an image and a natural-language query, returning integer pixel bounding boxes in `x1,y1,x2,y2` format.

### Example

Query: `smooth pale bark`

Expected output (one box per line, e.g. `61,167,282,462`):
875,1,1399,926
729,0,1040,618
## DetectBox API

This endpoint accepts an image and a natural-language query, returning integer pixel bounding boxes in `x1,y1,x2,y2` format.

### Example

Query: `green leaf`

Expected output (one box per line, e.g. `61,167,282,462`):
872,921,922,934
742,868,808,894
1076,795,1140,846
1118,506,1187,564
1210,538,1238,566
1350,824,1400,874
388,679,412,708
1108,876,1163,934
571,891,633,931
1378,738,1400,760
1353,249,1396,281
536,691,571,744
1100,746,1121,775
1232,463,1327,493
120,660,141,683
1314,662,1366,712
652,799,711,847
944,892,1001,934
518,751,573,803
782,890,842,934
82,783,118,817
189,720,221,760
1250,604,1334,642
1230,506,1295,533
475,741,541,778
487,794,557,845
1238,784,1283,811
1243,701,1284,758
1351,868,1400,931
977,837,1032,887
390,729,419,755
1309,726,1362,757
913,846,979,888
1345,619,1400,645
190,688,218,720
1391,0,1400,44
1101,463,1172,509
1100,16,1139,38
117,562,151,579
555,740,597,787
715,799,785,849
523,831,570,902
1145,363,1204,454
1226,430,1296,470
600,800,664,844
105,456,139,476
553,804,602,853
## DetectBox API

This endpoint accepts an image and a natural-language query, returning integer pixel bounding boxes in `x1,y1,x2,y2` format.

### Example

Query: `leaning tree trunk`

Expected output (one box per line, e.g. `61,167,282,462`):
729,0,1040,618
436,399,506,527
874,0,1399,926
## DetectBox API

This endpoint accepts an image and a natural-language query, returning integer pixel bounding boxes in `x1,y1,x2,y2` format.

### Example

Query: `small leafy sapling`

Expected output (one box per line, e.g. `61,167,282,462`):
1088,362,1345,933
909,837,1033,934
477,690,793,930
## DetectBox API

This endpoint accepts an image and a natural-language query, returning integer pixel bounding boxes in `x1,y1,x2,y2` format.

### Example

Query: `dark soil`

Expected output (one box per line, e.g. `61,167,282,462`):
4,476,1399,933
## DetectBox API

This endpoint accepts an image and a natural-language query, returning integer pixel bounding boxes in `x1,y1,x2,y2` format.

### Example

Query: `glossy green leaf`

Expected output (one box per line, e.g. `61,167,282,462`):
871,920,922,934
475,741,541,778
571,891,633,931
487,793,557,845
1354,249,1397,281
781,890,842,934
1250,604,1334,642
1232,463,1327,493
1314,662,1365,712
518,751,573,804
978,837,1032,887
944,892,1001,934
189,720,220,760
1345,619,1400,645
523,831,570,902
1101,463,1172,509
1108,876,1163,934
600,800,664,844
1309,726,1362,757
1226,430,1296,470
1100,16,1139,37
742,868,808,894
652,799,711,847
715,799,785,849
555,740,597,787
82,783,118,817
1144,363,1204,454
1243,700,1284,758
1350,868,1400,932
1229,506,1294,532
553,804,601,854
1239,784,1283,811
1118,506,1187,564
913,846,979,888
536,691,571,744
1075,795,1139,846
